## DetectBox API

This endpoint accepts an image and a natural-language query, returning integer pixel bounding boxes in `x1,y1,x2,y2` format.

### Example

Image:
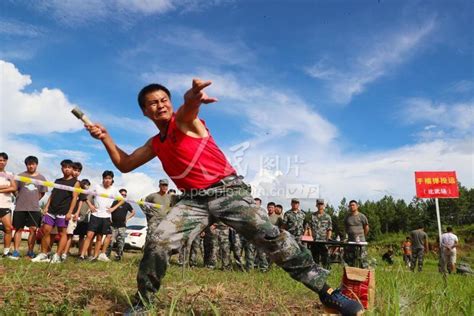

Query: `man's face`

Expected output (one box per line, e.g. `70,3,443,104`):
26,162,38,174
317,203,325,212
254,199,261,207
291,201,299,210
275,206,282,215
120,191,127,198
72,168,81,179
267,205,275,214
142,90,173,123
349,202,358,212
61,165,73,177
159,183,168,194
0,157,7,170
103,176,113,187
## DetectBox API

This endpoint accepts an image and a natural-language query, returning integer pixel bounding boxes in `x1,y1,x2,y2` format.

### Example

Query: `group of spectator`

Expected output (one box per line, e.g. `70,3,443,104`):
175,197,371,271
0,152,136,263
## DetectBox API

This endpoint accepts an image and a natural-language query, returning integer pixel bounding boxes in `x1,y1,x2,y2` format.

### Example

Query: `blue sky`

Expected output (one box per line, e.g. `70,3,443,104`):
1,0,473,218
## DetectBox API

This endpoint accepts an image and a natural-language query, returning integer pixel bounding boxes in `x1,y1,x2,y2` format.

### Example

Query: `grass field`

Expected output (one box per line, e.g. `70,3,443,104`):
1,249,473,315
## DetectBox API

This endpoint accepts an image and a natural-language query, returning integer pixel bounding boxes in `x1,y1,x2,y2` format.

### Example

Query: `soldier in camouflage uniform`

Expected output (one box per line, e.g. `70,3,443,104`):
86,80,363,315
239,197,263,271
240,234,255,271
229,228,244,270
189,233,203,267
203,224,217,269
177,233,202,267
305,199,332,268
215,222,232,270
282,198,306,245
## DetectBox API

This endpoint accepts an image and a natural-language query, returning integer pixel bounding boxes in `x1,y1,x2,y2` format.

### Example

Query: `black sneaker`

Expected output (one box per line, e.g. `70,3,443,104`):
318,287,364,316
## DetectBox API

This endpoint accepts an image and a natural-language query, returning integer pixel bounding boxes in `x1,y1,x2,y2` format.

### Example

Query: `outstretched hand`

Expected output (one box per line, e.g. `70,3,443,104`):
184,78,218,107
85,123,110,141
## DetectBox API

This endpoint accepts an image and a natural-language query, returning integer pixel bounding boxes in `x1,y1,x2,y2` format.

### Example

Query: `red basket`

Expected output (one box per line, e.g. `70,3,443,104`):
341,266,375,310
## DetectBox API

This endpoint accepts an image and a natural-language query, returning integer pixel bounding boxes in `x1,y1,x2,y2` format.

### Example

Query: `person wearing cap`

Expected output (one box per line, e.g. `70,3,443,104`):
305,199,332,268
282,198,306,245
141,179,172,222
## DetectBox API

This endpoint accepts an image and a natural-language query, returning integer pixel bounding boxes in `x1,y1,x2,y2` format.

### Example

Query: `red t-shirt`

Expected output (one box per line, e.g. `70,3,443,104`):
152,115,236,190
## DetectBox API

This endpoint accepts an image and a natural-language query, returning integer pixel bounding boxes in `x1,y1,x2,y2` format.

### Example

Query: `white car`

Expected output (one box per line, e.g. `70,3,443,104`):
125,225,147,250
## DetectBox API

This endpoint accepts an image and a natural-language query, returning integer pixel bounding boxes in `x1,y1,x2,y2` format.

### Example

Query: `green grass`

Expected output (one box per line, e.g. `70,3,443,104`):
1,250,473,315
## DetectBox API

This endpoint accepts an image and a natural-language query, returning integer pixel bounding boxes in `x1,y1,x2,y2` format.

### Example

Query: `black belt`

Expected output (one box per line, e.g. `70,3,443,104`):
206,174,241,189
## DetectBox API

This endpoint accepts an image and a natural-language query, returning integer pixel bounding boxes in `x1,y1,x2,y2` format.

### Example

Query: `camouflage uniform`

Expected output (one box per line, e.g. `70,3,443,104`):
283,209,306,244
177,234,202,267
255,248,269,272
240,235,256,271
189,235,202,267
305,212,332,268
203,225,217,268
229,228,244,270
136,177,329,303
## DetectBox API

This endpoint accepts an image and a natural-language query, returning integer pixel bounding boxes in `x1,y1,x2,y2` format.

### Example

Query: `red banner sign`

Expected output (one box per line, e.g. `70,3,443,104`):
414,171,459,198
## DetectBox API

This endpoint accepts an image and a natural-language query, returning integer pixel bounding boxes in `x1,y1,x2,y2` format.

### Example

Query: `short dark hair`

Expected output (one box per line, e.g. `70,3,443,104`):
349,200,358,205
80,179,91,188
276,204,283,209
267,202,276,207
168,189,177,194
137,84,171,109
254,198,262,203
119,188,127,194
24,156,38,165
72,162,83,171
0,152,9,160
447,226,453,232
60,159,74,167
102,170,114,178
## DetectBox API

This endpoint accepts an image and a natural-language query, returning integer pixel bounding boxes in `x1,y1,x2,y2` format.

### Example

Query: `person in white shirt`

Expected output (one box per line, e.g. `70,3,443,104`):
441,227,459,273
0,152,17,259
79,170,123,261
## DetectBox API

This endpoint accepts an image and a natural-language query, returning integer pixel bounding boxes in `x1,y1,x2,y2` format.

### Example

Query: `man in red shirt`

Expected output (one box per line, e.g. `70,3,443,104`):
86,79,363,315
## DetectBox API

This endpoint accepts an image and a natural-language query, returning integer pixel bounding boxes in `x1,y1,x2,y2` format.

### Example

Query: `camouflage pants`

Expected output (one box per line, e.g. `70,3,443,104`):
215,227,232,269
411,248,424,272
106,226,127,257
229,228,243,269
343,245,368,269
137,178,329,303
240,235,256,271
203,226,217,268
189,235,202,266
255,248,269,271
178,235,202,266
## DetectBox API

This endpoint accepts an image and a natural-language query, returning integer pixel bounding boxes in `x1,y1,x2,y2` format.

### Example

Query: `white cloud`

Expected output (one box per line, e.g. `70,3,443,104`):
158,28,255,66
0,20,45,37
306,18,436,104
34,0,227,25
0,60,83,135
403,97,474,133
447,80,474,94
